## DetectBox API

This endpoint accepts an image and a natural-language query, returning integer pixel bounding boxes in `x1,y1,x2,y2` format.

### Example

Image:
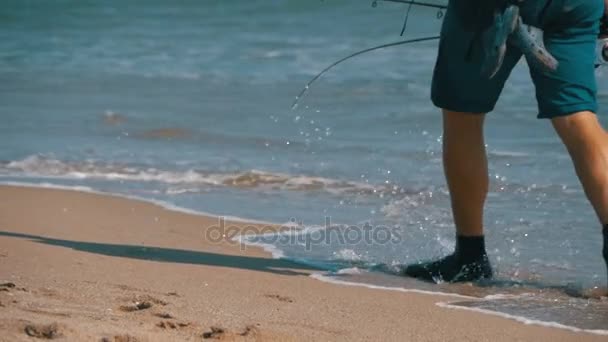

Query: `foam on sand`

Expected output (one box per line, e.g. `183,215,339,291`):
312,271,608,336
436,301,608,336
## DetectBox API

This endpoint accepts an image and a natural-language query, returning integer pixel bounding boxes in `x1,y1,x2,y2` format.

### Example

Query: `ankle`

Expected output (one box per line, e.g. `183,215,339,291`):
455,234,487,263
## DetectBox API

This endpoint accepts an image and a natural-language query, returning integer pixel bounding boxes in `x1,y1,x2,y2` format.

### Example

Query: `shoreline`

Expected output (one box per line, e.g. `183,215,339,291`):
0,183,606,341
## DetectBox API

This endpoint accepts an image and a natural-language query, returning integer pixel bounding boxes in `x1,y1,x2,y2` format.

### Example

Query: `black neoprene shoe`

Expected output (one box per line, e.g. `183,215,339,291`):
402,253,493,283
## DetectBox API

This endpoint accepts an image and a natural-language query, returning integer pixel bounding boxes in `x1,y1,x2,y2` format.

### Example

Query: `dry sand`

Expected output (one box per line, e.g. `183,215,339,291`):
0,184,605,341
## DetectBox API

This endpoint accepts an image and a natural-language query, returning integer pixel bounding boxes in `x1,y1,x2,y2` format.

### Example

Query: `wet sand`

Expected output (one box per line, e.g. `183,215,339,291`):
0,184,604,341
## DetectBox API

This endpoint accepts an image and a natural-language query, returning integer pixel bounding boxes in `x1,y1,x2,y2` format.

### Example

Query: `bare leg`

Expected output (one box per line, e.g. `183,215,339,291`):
442,110,489,236
551,111,608,286
403,110,492,282
551,111,608,225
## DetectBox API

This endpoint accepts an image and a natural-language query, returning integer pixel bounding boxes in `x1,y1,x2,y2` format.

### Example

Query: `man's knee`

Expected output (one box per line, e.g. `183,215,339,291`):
442,110,486,134
551,111,604,146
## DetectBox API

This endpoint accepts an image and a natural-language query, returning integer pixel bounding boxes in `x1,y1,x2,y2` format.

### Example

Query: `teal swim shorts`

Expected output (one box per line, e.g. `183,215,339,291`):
431,0,605,118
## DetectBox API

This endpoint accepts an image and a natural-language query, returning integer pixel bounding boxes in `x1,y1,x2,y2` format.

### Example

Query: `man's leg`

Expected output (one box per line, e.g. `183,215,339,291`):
551,112,608,283
552,112,608,224
521,0,605,284
403,0,521,283
402,110,492,282
442,110,488,236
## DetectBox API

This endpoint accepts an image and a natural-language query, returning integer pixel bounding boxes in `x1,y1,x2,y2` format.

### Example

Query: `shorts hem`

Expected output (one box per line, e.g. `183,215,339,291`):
537,104,598,119
431,97,494,115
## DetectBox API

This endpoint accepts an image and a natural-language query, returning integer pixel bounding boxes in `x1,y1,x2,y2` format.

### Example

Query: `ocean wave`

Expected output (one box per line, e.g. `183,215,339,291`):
3,155,578,204
1,155,393,196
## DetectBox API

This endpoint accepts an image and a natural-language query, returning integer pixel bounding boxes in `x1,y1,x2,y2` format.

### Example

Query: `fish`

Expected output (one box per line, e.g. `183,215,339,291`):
480,4,520,78
509,17,559,73
480,3,558,79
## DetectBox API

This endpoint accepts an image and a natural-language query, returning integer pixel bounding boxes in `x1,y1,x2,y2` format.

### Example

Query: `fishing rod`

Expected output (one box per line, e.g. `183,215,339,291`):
372,0,447,10
376,0,447,35
291,0,605,110
291,36,440,110
290,0,447,109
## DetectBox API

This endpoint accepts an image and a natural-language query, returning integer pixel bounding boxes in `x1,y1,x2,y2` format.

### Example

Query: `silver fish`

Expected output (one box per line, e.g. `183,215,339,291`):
510,17,559,73
481,4,520,78
481,4,558,79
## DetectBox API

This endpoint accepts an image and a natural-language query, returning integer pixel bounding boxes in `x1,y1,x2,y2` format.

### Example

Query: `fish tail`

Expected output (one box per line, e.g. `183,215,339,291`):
512,19,558,72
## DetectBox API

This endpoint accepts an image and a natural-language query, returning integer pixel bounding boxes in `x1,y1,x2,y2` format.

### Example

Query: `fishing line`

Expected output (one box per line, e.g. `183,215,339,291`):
374,0,447,26
291,35,440,110
372,0,447,10
399,1,415,36
290,0,447,109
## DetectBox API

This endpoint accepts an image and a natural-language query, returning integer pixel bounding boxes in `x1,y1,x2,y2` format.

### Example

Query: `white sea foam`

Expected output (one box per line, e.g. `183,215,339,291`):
165,187,205,195
335,267,362,275
436,302,608,336
2,155,384,196
313,272,608,336
481,293,531,300
232,235,286,259
310,272,476,299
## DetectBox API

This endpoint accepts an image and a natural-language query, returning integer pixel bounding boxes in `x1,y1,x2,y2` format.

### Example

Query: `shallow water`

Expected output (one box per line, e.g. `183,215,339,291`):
2,0,607,332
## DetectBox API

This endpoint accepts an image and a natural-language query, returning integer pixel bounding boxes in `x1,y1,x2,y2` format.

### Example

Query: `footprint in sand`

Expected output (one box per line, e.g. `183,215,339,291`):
119,294,168,312
154,312,174,319
264,293,294,303
239,325,260,337
202,325,260,339
156,321,191,329
118,301,153,312
133,294,168,306
202,326,225,339
0,282,27,292
1,282,16,292
24,322,63,339
100,334,139,342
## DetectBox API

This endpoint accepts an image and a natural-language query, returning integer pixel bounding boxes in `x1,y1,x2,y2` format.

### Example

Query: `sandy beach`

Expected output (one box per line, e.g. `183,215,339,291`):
0,184,604,341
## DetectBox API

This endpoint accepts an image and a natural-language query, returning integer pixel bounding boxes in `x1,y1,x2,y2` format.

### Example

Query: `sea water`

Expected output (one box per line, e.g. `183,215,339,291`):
1,0,607,332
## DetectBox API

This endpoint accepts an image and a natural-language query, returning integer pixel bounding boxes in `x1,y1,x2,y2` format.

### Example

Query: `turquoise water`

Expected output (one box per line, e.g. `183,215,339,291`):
1,0,607,332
